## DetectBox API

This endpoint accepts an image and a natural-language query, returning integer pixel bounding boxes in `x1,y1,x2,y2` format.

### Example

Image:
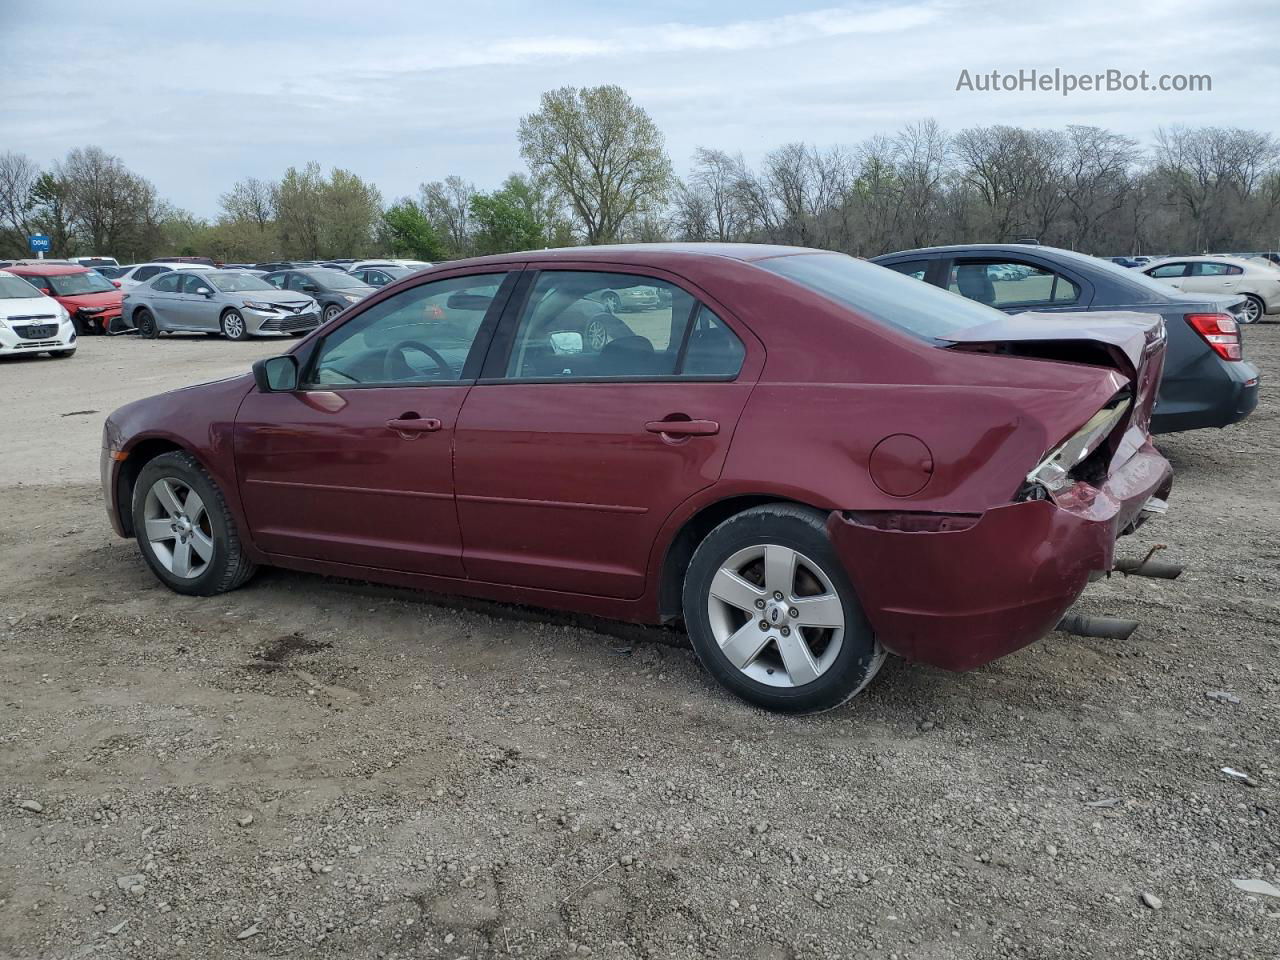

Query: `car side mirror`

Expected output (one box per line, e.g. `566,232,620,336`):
197,287,212,297
252,355,299,393
301,283,319,293
549,331,583,355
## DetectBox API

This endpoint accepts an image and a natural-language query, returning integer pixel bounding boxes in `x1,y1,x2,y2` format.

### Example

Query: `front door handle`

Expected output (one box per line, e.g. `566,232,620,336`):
386,416,442,436
645,418,720,437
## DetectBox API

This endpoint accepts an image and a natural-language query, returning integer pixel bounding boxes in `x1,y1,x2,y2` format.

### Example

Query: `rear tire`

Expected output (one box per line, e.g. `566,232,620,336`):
136,309,159,339
131,451,257,596
1241,295,1264,324
682,504,885,713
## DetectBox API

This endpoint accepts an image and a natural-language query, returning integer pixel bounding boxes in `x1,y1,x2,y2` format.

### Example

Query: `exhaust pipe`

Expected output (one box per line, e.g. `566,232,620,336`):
1113,543,1183,580
1114,557,1183,580
1056,613,1140,640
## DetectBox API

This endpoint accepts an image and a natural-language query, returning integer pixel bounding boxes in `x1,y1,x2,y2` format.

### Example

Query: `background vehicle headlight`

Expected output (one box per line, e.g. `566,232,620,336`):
342,294,359,303
1025,398,1132,495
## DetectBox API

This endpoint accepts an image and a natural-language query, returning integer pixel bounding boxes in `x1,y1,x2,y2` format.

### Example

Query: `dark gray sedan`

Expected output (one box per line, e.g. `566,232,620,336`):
124,270,320,340
262,268,375,325
871,244,1260,434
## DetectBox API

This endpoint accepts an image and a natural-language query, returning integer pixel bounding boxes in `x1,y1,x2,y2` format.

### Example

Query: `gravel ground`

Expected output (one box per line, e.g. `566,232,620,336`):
1,330,1277,960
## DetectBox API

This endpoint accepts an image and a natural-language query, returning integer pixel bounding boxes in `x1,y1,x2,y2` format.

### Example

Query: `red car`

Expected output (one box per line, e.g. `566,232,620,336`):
102,245,1173,712
8,261,125,334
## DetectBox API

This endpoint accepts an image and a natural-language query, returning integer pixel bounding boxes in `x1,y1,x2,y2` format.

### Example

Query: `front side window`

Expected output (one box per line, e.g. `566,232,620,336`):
306,273,507,387
263,273,286,289
504,271,703,379
152,273,181,292
47,271,116,296
882,259,930,281
286,273,312,292
948,261,1079,308
180,274,210,295
1149,262,1187,278
306,268,364,290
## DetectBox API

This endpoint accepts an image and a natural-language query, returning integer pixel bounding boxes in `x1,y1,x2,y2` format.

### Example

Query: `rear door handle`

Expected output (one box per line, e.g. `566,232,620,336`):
386,416,442,434
645,418,720,437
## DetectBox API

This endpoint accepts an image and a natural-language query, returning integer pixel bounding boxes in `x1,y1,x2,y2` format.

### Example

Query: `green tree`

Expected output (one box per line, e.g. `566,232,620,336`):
382,200,443,261
470,175,547,254
518,85,672,244
275,162,325,258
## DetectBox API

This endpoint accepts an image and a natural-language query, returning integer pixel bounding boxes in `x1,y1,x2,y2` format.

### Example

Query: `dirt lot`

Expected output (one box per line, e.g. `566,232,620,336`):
1,330,1277,960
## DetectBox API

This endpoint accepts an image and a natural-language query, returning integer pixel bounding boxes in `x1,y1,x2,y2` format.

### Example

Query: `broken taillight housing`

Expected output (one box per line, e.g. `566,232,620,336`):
1186,313,1242,360
1020,396,1133,498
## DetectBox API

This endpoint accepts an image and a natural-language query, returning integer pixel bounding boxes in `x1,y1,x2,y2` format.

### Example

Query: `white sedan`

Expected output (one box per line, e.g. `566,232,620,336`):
1143,255,1280,323
116,262,215,290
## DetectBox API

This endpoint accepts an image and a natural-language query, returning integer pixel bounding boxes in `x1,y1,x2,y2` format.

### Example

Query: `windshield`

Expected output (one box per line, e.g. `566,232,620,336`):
208,271,275,293
47,271,117,296
757,252,1005,340
305,268,365,289
0,275,41,299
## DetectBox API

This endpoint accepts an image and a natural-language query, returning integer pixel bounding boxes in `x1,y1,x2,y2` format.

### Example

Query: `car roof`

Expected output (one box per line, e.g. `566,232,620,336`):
1150,254,1256,266
438,243,828,272
7,262,90,275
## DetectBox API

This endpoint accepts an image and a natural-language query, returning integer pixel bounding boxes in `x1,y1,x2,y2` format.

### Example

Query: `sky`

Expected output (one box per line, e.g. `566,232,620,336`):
1,0,1276,218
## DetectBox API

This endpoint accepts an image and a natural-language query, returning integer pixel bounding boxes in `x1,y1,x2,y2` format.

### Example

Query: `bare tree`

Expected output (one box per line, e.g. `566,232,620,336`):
219,177,276,231
420,176,475,256
0,152,40,255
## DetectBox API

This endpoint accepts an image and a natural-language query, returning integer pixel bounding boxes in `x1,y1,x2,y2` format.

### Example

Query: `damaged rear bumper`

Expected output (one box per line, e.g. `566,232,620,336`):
828,442,1173,671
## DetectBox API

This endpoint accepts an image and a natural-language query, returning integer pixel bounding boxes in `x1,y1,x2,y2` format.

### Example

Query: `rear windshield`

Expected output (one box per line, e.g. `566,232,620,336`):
47,271,117,296
757,253,1005,340
0,275,41,299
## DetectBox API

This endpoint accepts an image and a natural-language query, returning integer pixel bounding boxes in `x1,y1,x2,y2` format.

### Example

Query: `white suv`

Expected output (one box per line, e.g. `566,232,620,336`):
0,270,76,359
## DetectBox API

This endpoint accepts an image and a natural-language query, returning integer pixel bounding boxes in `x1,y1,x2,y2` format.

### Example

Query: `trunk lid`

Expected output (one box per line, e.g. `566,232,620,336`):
942,310,1167,467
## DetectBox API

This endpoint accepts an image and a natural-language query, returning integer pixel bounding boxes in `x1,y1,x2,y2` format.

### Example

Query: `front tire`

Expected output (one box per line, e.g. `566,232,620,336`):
682,504,884,713
131,451,257,596
322,303,341,324
1241,295,1264,324
220,309,249,341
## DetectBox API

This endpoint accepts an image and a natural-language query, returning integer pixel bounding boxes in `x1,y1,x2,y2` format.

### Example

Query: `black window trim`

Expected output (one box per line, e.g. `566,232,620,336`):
294,269,519,392
475,267,744,385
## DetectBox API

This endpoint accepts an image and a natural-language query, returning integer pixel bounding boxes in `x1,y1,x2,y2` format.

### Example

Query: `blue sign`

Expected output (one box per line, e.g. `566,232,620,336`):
28,235,50,253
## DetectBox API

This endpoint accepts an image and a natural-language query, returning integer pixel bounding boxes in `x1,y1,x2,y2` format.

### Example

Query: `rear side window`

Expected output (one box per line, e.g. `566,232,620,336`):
502,271,743,380
1191,262,1242,276
152,273,181,292
948,261,1079,309
135,265,167,282
758,253,1004,340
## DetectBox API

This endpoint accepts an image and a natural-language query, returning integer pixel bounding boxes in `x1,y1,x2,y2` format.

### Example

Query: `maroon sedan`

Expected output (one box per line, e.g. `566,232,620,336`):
102,245,1173,712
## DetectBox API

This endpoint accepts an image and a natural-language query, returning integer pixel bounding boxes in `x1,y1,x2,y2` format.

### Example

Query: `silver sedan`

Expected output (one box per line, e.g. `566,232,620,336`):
123,270,321,340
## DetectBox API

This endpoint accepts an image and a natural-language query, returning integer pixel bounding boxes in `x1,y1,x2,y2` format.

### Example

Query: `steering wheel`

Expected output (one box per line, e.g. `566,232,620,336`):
382,340,453,381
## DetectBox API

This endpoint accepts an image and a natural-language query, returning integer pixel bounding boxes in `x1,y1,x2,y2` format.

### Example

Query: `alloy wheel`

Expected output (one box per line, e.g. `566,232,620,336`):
143,477,214,579
705,543,845,688
222,311,246,339
585,318,610,352
1242,297,1262,324
323,305,340,324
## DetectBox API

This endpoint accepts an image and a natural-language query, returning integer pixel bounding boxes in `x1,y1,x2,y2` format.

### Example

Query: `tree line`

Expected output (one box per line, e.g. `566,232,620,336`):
3,85,1279,264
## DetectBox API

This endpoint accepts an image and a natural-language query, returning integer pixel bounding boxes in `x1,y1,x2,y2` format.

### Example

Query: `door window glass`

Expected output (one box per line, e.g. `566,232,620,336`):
1148,262,1188,278
152,273,181,292
263,273,286,289
1190,262,1242,276
305,273,507,387
180,274,209,294
948,261,1079,307
679,305,746,377
882,259,930,281
504,271,699,379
